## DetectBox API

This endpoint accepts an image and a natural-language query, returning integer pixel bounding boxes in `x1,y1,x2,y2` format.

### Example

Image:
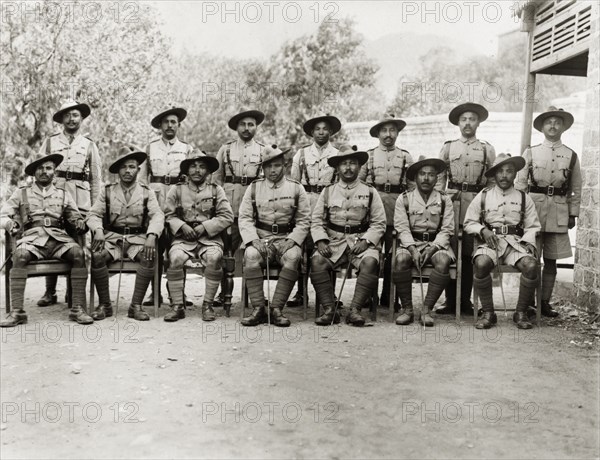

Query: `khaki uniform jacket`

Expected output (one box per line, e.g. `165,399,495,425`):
40,132,103,213
311,180,386,263
1,182,84,246
359,145,415,226
238,177,311,248
394,190,454,250
213,139,265,214
139,137,193,207
436,137,496,229
464,185,541,252
86,182,164,246
516,140,582,233
165,182,234,248
290,142,339,210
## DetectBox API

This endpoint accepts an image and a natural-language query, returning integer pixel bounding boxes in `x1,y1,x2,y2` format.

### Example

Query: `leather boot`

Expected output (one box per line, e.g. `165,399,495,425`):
164,304,185,322
91,303,113,321
128,304,150,321
394,268,414,325
0,310,28,327
419,306,434,327
241,306,267,326
38,275,58,306
513,311,533,329
311,270,338,326
270,307,290,327
422,269,449,321
541,300,559,317
346,272,378,327
91,265,112,320
286,278,305,308
69,268,92,324
202,302,216,322
212,292,225,308
204,267,223,307
514,275,537,329
2,269,28,328
346,307,365,327
476,311,497,329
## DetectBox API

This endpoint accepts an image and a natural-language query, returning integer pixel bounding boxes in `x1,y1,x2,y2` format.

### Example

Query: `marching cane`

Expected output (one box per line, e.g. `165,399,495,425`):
495,243,507,318
0,254,12,273
417,263,426,331
332,237,357,326
264,238,271,326
114,231,128,318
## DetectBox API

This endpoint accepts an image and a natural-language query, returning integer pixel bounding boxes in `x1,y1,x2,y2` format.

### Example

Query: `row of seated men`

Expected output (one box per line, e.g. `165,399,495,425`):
0,101,580,332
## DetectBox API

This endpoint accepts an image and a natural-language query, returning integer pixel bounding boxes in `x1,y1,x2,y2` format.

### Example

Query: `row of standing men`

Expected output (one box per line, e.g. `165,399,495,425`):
0,100,581,329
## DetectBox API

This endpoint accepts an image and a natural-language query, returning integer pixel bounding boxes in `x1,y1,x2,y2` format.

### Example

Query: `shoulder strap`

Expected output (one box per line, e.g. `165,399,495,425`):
527,147,538,187
477,142,487,185
362,186,374,225
437,194,446,232
518,190,525,228
225,147,236,178
402,191,409,212
103,184,112,227
142,186,149,227
300,149,310,186
21,187,31,223
251,181,257,220
324,184,331,221
564,150,578,191
368,150,375,183
45,136,52,155
480,189,488,225
211,184,217,219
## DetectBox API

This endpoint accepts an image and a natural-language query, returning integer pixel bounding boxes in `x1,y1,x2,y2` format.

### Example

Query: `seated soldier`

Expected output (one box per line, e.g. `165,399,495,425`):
0,153,90,327
393,158,455,327
238,145,311,327
310,145,386,327
464,154,541,330
86,147,164,321
164,152,234,322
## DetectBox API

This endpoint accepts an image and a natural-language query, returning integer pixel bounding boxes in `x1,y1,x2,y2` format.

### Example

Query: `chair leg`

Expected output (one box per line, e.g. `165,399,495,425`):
536,264,542,327
89,271,95,315
371,288,377,321
301,274,308,320
67,274,73,309
456,236,462,323
154,260,160,318
240,277,247,320
5,266,11,314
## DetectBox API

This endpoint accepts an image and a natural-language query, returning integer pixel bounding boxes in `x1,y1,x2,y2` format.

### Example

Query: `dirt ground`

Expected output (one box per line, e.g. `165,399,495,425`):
1,273,598,460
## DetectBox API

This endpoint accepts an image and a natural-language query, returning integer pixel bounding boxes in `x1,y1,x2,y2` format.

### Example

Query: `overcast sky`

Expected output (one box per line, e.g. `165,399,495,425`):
152,1,521,59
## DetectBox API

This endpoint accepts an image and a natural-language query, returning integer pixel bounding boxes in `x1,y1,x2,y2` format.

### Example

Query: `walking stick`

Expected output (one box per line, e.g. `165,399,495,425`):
331,237,357,326
389,232,397,322
264,238,271,326
495,243,507,317
418,264,426,331
0,254,12,273
114,231,128,318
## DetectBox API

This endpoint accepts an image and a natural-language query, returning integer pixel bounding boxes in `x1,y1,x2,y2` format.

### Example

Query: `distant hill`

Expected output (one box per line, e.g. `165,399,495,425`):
364,32,480,100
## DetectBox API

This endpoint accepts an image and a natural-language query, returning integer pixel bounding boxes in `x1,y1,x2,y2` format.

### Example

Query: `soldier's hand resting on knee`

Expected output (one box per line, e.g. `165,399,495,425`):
350,239,370,256
92,229,106,252
408,245,421,268
252,239,269,259
144,234,157,260
5,219,19,236
420,244,438,268
180,224,197,241
316,240,332,258
75,219,87,233
278,238,296,254
480,228,499,250
194,224,205,238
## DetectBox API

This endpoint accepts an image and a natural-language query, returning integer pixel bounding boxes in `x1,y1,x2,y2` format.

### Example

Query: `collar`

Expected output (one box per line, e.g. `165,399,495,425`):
238,138,255,148
542,138,563,148
459,136,477,144
339,178,360,190
34,182,53,193
187,180,208,192
494,184,515,195
120,182,137,194
314,141,330,152
161,136,177,146
265,176,285,188
377,143,396,152
60,130,79,141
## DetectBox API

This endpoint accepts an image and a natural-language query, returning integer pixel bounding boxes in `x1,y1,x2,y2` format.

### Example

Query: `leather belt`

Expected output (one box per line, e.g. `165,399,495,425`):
448,182,484,193
528,185,568,196
107,226,147,235
374,183,404,193
150,175,181,185
55,170,88,181
225,176,257,186
256,221,294,235
411,231,438,242
25,217,63,230
327,222,369,234
304,184,327,193
487,225,524,237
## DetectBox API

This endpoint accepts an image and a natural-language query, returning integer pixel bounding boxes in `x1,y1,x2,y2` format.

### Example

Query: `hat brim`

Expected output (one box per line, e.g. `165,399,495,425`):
109,152,147,174
448,103,489,125
302,116,342,136
228,110,265,130
328,151,369,168
53,103,91,123
151,108,188,129
261,149,291,165
25,154,64,176
406,158,447,181
485,156,526,178
533,110,574,132
369,119,406,138
180,156,220,175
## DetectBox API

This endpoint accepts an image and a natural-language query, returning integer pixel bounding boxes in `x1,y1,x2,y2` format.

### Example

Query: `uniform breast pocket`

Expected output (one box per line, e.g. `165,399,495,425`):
350,197,369,219
328,198,344,218
449,151,462,162
392,156,406,169
200,199,214,213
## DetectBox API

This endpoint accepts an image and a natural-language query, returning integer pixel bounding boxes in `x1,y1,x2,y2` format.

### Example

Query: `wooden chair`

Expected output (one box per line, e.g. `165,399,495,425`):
4,230,83,313
240,245,309,321
388,229,462,322
89,240,160,317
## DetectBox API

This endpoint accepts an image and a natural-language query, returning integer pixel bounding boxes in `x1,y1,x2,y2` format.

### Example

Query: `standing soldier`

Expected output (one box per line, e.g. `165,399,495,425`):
436,102,496,316
359,114,414,309
163,152,234,322
311,145,386,327
1,154,91,327
212,109,266,307
392,159,455,327
464,154,541,330
238,145,311,327
288,114,341,307
86,147,164,321
516,107,581,317
37,100,102,307
139,107,194,307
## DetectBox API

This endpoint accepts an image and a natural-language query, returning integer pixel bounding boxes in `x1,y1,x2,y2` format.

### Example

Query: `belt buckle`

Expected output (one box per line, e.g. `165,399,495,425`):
547,185,554,196
271,223,279,234
43,217,52,227
241,175,248,186
422,232,430,242
501,224,508,235
65,170,73,180
316,185,322,193
384,183,391,193
461,182,469,192
344,224,351,234
123,227,131,235
164,176,171,185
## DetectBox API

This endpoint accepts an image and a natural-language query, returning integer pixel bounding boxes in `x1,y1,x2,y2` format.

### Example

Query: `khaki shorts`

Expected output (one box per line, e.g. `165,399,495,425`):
539,232,572,260
19,237,79,261
314,246,380,272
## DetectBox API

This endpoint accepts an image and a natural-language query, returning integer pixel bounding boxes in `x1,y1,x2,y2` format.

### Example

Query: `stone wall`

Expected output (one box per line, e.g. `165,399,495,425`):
574,0,600,314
